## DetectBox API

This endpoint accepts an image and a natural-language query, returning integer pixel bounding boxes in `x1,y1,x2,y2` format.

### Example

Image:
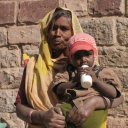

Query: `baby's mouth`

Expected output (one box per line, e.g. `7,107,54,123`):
81,63,88,66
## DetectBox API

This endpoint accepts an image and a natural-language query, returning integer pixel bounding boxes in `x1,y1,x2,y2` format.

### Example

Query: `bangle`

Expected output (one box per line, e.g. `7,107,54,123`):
28,110,36,123
102,96,109,109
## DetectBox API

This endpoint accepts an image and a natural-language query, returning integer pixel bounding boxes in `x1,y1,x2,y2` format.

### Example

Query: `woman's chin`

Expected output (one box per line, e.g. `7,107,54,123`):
53,45,66,51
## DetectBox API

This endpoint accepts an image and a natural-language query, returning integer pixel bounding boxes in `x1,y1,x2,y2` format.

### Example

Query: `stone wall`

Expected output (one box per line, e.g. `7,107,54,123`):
0,0,127,127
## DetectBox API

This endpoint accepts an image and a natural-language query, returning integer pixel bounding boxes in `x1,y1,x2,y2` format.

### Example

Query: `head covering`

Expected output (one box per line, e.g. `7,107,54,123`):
68,33,98,64
25,7,83,113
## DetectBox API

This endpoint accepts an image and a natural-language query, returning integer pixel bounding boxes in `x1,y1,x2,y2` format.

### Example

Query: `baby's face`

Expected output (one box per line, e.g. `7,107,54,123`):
71,50,94,67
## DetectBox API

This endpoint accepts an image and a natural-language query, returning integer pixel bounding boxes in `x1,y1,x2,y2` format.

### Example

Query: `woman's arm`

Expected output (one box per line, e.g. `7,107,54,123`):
16,103,65,128
15,68,65,128
104,94,124,108
16,103,35,123
67,94,124,126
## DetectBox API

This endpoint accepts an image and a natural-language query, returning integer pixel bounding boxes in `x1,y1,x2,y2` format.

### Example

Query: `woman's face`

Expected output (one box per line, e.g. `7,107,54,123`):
48,16,73,50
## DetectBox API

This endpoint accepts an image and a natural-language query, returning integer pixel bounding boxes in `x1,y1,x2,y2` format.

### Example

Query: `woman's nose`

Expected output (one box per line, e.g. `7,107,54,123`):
55,28,61,36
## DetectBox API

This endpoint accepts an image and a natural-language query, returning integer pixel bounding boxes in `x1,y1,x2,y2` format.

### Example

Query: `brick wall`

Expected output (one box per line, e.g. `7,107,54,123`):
0,0,127,127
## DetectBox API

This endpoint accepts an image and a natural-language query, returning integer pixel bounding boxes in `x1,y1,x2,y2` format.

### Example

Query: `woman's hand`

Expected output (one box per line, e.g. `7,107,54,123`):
35,106,65,128
66,96,98,127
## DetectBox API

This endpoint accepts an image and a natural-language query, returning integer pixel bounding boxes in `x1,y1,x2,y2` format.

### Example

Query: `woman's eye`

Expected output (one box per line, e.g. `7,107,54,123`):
60,26,69,31
52,26,58,31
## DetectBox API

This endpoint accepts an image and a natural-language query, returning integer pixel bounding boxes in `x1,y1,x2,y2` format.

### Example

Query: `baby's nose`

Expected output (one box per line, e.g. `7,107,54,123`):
81,56,87,61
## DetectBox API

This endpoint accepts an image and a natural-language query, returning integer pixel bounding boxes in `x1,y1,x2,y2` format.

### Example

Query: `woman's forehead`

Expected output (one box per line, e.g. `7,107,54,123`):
54,16,71,26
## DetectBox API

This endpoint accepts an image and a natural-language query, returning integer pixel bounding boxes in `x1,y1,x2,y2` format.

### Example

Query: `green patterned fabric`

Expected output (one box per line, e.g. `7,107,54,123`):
60,102,107,128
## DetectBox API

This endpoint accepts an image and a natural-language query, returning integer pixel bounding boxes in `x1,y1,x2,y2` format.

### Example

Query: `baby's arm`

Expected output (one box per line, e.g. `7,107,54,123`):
52,71,77,100
54,82,77,99
83,67,121,98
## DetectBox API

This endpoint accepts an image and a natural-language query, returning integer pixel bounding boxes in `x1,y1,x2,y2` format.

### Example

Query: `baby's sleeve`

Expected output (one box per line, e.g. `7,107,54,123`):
52,71,69,91
98,67,122,97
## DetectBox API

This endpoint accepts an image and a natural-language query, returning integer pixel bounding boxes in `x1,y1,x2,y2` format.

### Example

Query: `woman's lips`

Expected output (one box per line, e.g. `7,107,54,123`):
53,40,62,45
55,41,60,44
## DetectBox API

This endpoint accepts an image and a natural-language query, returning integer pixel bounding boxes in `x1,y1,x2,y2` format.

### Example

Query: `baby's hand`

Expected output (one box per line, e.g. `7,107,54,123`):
83,67,97,83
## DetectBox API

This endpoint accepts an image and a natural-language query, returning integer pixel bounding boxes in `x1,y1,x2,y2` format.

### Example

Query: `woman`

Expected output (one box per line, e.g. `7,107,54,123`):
15,7,123,128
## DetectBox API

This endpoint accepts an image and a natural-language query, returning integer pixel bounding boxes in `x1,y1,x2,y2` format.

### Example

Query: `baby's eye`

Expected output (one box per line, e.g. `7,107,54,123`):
73,50,93,60
84,52,92,56
74,54,81,60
